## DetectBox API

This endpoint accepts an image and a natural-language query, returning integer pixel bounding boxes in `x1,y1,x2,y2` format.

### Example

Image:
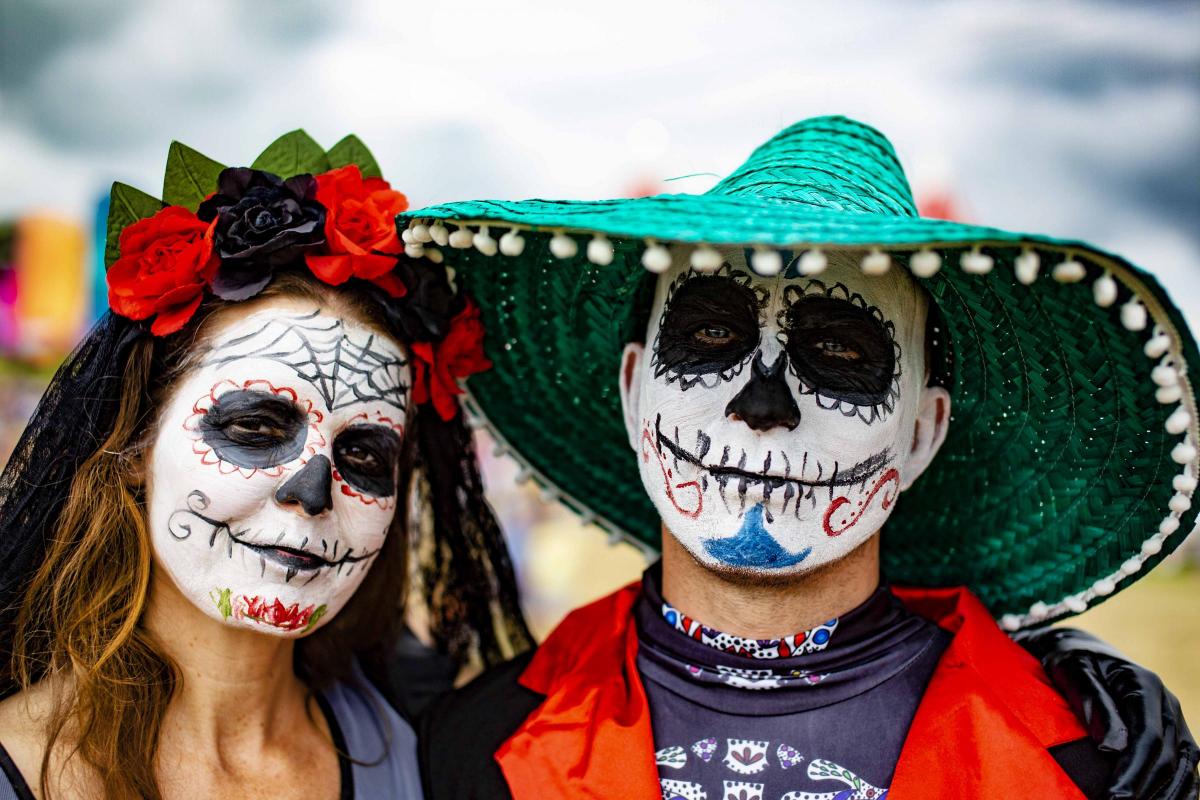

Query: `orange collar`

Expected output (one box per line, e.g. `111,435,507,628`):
497,583,1088,799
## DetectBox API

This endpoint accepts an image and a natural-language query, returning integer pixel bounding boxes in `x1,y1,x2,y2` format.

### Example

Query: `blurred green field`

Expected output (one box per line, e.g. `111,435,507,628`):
1070,567,1200,728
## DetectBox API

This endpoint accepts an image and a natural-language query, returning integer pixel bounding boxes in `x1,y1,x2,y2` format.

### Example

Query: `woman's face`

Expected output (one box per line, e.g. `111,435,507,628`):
146,296,411,637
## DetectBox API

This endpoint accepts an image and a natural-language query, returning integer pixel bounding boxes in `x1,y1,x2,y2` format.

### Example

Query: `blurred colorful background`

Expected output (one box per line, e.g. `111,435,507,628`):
1,0,1197,718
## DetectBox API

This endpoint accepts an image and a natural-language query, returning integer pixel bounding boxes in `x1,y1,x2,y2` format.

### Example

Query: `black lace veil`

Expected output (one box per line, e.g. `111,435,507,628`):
0,275,532,699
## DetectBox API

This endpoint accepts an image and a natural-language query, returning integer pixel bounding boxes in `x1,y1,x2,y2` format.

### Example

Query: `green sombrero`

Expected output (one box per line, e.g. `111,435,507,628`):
398,115,1198,630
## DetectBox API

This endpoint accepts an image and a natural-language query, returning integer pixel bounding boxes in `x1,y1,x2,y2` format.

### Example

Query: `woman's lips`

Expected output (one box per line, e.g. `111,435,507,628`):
255,544,328,571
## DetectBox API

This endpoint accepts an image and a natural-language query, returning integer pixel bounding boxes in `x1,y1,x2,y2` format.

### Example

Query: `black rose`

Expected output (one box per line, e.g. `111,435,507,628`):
369,258,462,342
197,168,326,300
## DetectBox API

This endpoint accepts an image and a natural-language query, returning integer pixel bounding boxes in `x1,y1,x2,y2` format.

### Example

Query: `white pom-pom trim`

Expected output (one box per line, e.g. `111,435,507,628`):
1052,257,1086,283
1171,439,1197,465
1092,273,1118,308
411,221,432,244
750,246,783,276
549,231,578,260
587,234,614,266
429,222,449,246
798,248,827,275
910,249,941,278
473,226,498,256
499,228,526,257
960,247,993,275
449,224,474,249
1121,300,1147,331
1015,248,1040,284
861,248,891,275
641,240,672,273
1166,405,1191,435
424,247,444,264
1144,331,1171,359
690,245,722,273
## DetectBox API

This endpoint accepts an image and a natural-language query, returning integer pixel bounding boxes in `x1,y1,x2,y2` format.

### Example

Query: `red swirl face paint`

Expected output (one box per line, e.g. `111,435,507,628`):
624,247,931,577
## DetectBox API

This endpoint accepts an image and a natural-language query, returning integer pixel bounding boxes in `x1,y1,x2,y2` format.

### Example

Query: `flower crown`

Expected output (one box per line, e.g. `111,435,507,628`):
104,130,489,420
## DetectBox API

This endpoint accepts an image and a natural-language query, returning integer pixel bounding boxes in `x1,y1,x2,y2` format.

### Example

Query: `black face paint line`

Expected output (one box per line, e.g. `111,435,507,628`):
652,272,764,387
274,454,334,516
783,294,897,406
332,424,402,497
198,389,308,469
202,311,409,412
724,351,802,432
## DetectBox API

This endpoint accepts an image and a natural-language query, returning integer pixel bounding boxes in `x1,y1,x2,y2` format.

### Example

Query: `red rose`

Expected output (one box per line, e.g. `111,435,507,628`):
412,298,492,420
305,165,409,295
107,206,218,335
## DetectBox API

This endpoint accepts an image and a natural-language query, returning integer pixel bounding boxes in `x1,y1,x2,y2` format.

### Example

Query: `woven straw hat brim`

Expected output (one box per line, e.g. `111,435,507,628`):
397,161,1199,634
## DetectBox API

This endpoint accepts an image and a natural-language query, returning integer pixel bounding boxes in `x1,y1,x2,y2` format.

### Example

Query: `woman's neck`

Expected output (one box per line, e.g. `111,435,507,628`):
142,574,314,761
659,525,881,638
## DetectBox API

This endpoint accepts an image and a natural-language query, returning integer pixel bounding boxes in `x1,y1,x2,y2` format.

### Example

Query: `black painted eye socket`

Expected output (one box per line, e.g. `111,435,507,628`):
784,296,895,404
333,424,402,497
198,390,307,469
655,276,760,378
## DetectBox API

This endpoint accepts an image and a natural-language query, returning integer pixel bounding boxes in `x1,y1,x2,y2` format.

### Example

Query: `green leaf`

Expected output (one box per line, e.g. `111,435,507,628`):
105,182,164,268
250,129,330,177
326,134,382,179
162,141,226,211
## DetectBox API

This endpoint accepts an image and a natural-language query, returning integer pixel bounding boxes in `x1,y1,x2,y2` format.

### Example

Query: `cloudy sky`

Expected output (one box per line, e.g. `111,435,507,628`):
2,0,1197,320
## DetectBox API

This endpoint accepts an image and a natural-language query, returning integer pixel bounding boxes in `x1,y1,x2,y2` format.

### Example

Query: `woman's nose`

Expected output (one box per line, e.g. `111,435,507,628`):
274,454,334,516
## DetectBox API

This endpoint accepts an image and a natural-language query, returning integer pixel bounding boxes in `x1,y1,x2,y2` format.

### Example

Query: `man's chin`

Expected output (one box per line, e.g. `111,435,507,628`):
683,541,827,587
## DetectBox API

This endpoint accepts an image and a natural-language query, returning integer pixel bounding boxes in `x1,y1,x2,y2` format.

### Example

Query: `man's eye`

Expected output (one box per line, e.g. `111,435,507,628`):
693,325,738,345
813,339,861,360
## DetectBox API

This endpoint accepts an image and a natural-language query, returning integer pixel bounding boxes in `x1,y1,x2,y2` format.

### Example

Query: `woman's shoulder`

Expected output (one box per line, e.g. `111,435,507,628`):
0,681,55,798
321,667,424,799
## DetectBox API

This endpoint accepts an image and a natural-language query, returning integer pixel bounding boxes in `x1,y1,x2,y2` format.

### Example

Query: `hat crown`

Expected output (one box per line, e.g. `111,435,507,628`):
708,115,919,218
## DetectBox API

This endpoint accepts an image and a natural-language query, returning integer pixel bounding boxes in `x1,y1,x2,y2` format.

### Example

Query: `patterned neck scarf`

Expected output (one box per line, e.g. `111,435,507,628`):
660,599,839,660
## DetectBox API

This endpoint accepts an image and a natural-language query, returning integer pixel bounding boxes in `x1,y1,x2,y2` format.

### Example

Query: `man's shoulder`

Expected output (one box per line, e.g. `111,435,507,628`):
417,650,543,800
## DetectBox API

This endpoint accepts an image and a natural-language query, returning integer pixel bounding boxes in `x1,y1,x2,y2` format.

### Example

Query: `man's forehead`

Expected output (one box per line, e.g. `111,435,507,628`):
653,247,925,320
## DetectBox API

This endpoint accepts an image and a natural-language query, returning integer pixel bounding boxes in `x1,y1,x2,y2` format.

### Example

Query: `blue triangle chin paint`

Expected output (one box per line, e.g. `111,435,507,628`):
702,503,811,569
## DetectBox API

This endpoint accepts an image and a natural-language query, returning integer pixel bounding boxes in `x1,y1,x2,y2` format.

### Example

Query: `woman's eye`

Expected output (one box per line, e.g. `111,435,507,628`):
693,325,737,345
814,339,861,360
226,417,285,441
338,444,383,474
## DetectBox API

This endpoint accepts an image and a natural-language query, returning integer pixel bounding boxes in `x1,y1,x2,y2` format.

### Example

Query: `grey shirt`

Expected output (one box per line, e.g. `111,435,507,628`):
0,666,422,800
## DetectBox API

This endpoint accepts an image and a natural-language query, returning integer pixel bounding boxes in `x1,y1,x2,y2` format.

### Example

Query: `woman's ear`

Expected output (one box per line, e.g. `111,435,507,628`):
618,343,645,452
901,385,951,491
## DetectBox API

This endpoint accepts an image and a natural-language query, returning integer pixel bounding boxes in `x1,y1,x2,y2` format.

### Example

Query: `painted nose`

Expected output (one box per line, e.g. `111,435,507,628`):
725,351,801,432
275,454,334,516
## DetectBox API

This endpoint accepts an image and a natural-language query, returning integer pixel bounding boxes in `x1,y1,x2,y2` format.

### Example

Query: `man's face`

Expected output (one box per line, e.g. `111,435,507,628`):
147,299,410,636
621,248,941,578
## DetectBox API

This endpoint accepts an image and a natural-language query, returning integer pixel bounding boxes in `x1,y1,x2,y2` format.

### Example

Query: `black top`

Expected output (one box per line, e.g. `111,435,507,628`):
636,569,948,799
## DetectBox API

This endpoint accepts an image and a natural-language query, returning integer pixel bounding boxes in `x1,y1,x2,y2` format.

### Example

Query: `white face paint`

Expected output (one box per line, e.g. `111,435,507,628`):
147,300,410,637
622,248,942,578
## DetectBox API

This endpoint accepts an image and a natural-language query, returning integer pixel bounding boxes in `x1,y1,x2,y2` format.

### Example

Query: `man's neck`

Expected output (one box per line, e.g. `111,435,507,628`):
659,525,882,638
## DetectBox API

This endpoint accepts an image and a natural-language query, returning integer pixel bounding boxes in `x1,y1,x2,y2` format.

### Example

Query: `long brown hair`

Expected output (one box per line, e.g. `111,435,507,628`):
9,273,414,799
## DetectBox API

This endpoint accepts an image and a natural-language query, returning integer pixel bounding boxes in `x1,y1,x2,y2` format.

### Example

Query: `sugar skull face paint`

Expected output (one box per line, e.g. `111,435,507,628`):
147,301,410,637
621,248,947,577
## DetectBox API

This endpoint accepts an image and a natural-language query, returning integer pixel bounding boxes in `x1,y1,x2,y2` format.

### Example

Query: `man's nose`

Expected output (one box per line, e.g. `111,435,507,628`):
275,454,334,516
724,351,802,432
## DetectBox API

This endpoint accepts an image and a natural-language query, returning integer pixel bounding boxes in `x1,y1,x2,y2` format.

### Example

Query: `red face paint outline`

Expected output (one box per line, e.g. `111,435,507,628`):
822,468,900,537
641,419,703,518
183,378,326,479
232,593,326,632
330,410,406,510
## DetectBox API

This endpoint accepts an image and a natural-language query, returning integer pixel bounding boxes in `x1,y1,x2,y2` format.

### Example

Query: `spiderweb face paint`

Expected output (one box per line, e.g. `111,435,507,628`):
146,301,410,637
632,248,928,577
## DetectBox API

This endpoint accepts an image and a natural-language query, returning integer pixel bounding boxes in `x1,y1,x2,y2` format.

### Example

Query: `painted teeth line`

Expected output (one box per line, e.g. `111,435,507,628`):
417,220,1198,627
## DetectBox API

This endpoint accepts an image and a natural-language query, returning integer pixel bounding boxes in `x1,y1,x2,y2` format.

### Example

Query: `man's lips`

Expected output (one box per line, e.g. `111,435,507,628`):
654,413,890,489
